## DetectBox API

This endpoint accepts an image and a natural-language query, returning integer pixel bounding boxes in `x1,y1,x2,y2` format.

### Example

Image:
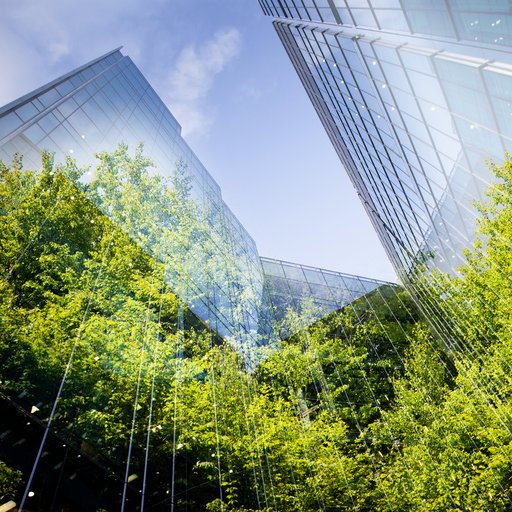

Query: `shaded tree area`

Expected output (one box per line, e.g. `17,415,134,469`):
0,146,225,510
369,156,512,511
1,147,512,511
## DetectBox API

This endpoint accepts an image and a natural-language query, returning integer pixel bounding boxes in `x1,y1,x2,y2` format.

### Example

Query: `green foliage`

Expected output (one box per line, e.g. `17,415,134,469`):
0,460,22,501
2,149,512,510
369,155,512,511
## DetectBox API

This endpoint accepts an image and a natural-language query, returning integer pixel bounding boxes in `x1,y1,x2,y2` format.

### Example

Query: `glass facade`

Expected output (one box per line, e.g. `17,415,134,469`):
261,256,387,328
261,1,512,328
0,48,273,359
0,49,405,509
259,0,512,49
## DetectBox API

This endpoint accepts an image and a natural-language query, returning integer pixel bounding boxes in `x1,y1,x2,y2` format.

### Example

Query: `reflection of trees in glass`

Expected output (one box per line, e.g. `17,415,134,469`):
0,145,275,508
2,150,512,510
80,143,268,364
0,147,187,506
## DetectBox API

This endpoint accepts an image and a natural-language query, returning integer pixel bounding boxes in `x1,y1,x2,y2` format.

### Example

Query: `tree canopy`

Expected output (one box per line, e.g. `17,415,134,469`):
1,147,512,510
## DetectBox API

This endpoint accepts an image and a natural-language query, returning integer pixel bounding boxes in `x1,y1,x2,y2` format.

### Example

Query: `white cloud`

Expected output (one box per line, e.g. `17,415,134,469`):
47,39,71,64
167,29,241,136
239,84,263,100
171,104,214,138
0,3,241,138
0,0,160,70
0,0,180,111
0,25,47,106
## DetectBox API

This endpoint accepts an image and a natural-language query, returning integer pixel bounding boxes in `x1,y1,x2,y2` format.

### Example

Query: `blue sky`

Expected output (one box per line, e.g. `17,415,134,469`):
0,0,396,282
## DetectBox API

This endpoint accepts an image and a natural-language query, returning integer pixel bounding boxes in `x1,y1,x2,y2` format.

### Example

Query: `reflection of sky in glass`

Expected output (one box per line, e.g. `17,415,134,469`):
261,0,512,47
266,2,512,280
261,257,388,328
0,48,270,356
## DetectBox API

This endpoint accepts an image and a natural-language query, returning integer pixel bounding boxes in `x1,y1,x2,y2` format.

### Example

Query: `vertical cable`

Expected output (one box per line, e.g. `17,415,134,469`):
121,272,157,511
19,233,114,512
140,278,166,511
170,299,184,512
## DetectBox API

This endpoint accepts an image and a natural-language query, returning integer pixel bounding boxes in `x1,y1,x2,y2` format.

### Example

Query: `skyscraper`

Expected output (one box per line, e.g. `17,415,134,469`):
0,49,407,508
0,47,276,358
260,1,512,329
0,47,398,351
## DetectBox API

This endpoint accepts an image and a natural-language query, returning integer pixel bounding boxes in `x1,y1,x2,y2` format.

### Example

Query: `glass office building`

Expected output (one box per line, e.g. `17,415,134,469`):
0,48,403,509
261,256,385,325
0,47,396,352
0,48,276,359
259,1,512,314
